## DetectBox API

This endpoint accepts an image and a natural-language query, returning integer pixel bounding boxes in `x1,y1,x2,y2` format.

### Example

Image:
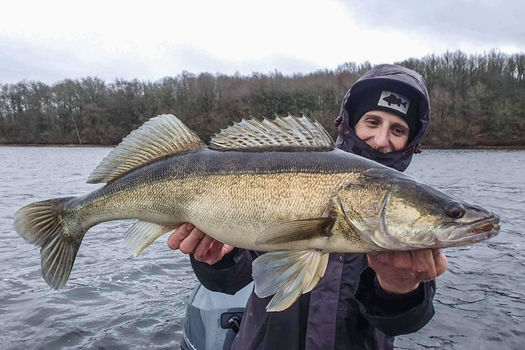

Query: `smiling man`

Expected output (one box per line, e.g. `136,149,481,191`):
354,110,410,154
169,64,447,350
335,65,448,300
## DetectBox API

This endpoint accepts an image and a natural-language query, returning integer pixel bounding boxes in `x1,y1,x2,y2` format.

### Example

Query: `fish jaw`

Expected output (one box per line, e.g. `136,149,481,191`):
436,214,500,247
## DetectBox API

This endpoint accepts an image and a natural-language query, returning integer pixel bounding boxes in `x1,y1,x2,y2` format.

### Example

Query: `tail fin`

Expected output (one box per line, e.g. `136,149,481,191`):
14,197,85,289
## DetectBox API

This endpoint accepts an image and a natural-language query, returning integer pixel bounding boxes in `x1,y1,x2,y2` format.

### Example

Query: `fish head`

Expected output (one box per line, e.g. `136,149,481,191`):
336,168,500,251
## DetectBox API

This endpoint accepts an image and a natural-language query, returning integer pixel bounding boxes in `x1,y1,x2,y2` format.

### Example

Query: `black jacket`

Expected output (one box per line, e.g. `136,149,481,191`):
191,64,435,349
191,250,435,350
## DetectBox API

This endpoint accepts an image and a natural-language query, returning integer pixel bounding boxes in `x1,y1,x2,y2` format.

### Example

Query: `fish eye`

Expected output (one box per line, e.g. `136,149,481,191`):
445,202,465,219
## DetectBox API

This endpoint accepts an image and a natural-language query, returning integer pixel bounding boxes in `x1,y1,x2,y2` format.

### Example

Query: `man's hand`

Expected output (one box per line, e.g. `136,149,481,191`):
367,249,448,294
167,223,234,265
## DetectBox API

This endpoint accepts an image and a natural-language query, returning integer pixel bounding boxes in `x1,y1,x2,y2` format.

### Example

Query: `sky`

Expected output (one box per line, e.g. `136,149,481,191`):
0,0,523,84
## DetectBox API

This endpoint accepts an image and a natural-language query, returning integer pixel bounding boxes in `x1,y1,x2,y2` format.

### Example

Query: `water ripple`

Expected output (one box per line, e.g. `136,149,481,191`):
1,147,524,349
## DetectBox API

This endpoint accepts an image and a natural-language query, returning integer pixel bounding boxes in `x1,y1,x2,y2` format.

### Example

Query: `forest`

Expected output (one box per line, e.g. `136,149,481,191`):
0,50,523,148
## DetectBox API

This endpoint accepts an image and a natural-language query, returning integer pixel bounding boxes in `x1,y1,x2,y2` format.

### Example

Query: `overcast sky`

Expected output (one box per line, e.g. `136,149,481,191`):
1,0,523,84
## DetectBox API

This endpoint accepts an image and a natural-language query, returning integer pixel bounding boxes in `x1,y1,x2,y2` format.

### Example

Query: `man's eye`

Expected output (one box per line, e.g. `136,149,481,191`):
392,128,407,136
366,120,379,126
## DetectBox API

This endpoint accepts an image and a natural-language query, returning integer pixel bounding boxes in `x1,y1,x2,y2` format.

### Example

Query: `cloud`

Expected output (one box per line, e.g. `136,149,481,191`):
0,35,155,84
0,37,323,84
0,37,72,83
342,0,525,50
157,44,323,76
1,1,523,84
0,0,351,83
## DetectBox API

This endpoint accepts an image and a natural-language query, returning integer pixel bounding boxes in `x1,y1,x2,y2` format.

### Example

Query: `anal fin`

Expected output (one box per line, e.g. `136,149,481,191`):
252,249,329,312
125,221,176,256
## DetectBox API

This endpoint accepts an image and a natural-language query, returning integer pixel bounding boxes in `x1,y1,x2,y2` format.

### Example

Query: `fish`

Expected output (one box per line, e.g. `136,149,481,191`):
14,114,500,311
382,93,407,108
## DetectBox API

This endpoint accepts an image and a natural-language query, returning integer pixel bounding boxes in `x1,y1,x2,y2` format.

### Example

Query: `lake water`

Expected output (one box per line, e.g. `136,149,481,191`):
0,147,523,349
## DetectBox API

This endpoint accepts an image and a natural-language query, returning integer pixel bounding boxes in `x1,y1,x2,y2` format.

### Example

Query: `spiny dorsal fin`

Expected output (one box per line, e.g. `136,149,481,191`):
209,115,334,152
88,114,205,184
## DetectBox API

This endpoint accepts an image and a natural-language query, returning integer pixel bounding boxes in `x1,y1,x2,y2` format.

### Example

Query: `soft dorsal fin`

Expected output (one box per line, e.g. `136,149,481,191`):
209,115,335,152
88,114,205,184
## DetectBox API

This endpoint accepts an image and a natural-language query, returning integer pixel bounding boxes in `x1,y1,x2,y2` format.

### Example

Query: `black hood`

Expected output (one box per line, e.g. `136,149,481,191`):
335,64,430,172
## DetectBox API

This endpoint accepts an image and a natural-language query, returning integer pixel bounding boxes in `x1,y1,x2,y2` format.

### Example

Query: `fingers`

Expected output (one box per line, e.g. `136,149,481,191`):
368,251,419,294
390,251,412,269
432,249,449,277
166,223,206,253
167,223,195,250
368,249,449,293
208,240,226,259
410,250,437,281
401,249,448,281
368,251,411,269
178,225,206,254
369,251,391,265
219,243,235,257
193,235,215,260
369,249,445,275
195,240,235,265
166,223,233,265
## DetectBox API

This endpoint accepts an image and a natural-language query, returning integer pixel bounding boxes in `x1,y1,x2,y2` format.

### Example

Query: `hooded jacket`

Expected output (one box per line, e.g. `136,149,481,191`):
191,250,435,350
335,64,430,171
189,64,435,350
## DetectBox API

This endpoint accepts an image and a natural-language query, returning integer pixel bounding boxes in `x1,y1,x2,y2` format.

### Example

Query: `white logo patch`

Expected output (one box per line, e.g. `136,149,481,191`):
377,91,410,114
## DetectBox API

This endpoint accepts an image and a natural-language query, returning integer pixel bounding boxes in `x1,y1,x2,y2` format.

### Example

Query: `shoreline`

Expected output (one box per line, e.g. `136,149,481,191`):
421,145,525,150
0,143,115,147
1,143,525,150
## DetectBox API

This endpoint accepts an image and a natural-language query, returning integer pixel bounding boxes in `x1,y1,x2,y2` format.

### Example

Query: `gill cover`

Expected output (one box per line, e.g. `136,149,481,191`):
334,167,427,251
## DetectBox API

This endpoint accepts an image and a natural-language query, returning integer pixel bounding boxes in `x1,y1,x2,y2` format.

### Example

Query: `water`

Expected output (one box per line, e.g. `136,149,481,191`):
398,150,525,350
0,147,524,349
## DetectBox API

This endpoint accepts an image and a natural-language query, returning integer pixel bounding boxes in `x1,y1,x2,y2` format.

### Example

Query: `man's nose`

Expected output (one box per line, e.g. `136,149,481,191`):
374,127,389,148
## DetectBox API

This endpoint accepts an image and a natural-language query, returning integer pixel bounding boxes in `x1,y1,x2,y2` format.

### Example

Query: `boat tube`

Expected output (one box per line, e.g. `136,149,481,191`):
181,282,253,350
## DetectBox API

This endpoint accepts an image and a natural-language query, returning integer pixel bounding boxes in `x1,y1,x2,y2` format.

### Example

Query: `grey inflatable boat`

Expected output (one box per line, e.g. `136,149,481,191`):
181,282,253,350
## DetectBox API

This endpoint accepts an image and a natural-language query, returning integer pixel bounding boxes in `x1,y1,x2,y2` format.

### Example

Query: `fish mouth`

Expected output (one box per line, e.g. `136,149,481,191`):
442,215,500,245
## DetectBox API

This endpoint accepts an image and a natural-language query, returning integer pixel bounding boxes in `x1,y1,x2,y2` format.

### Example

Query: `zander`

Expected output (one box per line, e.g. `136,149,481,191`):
14,114,500,311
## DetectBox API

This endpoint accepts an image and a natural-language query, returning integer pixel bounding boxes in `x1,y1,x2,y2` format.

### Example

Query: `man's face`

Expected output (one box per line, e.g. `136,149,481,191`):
354,110,409,153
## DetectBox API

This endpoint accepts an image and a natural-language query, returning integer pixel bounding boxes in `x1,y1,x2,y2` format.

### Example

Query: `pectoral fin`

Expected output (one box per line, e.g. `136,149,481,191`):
252,249,329,312
255,217,335,247
125,221,176,256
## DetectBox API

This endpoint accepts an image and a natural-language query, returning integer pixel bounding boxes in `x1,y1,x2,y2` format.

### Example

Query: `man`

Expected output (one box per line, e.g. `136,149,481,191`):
168,64,448,349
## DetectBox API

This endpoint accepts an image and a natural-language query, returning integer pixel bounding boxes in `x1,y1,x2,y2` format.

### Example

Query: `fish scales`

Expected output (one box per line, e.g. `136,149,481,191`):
69,149,363,251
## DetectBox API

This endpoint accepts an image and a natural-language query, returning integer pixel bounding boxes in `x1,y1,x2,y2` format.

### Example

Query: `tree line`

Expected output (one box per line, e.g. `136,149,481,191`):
0,50,523,148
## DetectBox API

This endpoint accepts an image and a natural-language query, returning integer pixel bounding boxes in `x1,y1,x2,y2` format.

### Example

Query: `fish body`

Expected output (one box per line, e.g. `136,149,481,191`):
69,149,368,252
14,114,500,311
